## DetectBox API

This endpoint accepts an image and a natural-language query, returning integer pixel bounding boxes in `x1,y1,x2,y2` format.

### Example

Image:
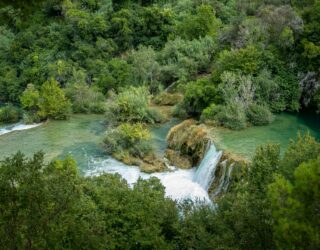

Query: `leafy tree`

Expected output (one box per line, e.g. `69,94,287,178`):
20,84,40,112
65,70,106,114
176,4,221,40
37,78,71,119
269,157,320,249
107,86,163,124
213,45,264,80
281,133,320,181
128,46,161,92
182,77,218,117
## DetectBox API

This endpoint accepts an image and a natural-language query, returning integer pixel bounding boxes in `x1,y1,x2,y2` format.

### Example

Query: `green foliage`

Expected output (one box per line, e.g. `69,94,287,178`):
182,77,218,117
94,58,133,93
21,79,71,120
246,104,274,126
159,36,216,83
206,104,247,130
213,46,264,80
108,86,163,124
281,133,320,181
0,104,21,124
0,152,179,249
268,157,320,249
104,123,152,159
176,4,221,40
20,84,40,111
65,70,106,114
38,78,71,120
128,46,161,91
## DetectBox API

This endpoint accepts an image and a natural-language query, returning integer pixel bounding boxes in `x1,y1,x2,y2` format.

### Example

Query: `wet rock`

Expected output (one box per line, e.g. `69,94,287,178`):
165,149,192,169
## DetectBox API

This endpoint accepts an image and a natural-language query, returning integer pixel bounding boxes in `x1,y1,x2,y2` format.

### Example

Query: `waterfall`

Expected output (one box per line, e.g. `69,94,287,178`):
210,161,234,198
193,142,223,191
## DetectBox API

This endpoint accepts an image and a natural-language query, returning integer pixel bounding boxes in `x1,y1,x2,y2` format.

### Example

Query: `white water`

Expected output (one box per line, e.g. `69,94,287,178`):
193,143,223,191
0,123,42,136
85,157,212,202
85,142,223,203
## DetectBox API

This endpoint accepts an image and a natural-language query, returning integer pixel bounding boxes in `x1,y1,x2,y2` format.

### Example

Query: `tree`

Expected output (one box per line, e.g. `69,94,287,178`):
269,157,320,249
176,4,221,40
128,46,161,92
37,78,71,120
20,84,40,112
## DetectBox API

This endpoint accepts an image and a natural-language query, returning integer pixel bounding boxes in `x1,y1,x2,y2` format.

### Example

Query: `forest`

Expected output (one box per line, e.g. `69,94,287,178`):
0,0,319,249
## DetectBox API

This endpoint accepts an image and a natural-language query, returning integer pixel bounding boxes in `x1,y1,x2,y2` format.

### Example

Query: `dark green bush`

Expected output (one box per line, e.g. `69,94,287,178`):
246,104,274,126
107,86,163,124
0,104,22,124
202,104,247,130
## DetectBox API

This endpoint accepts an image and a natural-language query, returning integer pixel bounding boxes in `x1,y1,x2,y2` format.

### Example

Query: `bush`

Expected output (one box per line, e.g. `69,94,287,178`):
182,78,218,117
104,123,153,159
108,86,162,124
159,36,216,83
153,92,183,106
246,104,274,126
203,104,247,130
65,83,106,114
22,112,41,124
0,104,21,124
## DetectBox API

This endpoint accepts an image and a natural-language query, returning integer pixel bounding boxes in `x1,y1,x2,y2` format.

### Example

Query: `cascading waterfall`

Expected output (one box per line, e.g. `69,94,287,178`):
193,142,223,191
211,160,228,197
210,161,234,198
85,139,225,202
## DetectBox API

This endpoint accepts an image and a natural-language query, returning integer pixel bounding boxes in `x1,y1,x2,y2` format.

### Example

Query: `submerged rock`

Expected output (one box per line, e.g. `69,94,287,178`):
166,120,211,168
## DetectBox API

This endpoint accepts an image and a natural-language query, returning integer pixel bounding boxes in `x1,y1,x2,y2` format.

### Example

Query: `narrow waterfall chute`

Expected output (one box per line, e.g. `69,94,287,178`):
193,142,223,191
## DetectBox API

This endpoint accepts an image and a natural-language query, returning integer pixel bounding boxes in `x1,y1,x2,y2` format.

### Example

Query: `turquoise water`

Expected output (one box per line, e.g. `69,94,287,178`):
212,112,320,159
0,113,319,172
0,115,106,172
150,119,180,155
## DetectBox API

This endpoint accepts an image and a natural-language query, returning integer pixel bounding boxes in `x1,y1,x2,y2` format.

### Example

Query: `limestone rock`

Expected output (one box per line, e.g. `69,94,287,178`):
166,120,211,168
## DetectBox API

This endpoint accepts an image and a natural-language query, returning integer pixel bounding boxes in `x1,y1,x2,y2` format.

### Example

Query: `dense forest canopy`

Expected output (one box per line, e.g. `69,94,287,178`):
0,0,319,249
0,134,319,249
0,0,319,126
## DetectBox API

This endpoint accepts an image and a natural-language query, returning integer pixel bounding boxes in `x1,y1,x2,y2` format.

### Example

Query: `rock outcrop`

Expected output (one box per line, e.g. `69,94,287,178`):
165,120,211,168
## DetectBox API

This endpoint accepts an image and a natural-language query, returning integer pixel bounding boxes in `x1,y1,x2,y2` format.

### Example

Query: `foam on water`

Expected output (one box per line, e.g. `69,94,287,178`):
0,123,42,136
85,157,211,202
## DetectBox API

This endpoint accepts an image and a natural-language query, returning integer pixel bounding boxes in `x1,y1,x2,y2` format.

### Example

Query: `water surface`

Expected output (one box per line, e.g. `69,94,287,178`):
0,115,106,172
212,112,320,159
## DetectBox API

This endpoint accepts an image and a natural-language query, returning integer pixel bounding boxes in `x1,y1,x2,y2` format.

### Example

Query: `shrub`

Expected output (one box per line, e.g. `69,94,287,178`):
65,83,106,114
182,78,218,117
108,86,162,124
104,123,153,159
153,92,183,106
203,104,247,130
246,104,274,126
0,104,21,124
159,36,216,83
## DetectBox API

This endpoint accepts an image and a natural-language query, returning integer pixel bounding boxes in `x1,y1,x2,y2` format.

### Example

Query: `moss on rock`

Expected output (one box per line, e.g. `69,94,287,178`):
166,120,211,168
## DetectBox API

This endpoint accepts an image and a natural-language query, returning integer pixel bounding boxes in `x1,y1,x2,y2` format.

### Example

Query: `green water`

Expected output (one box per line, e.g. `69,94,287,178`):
150,119,180,155
1,113,319,172
212,112,320,159
0,115,106,173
